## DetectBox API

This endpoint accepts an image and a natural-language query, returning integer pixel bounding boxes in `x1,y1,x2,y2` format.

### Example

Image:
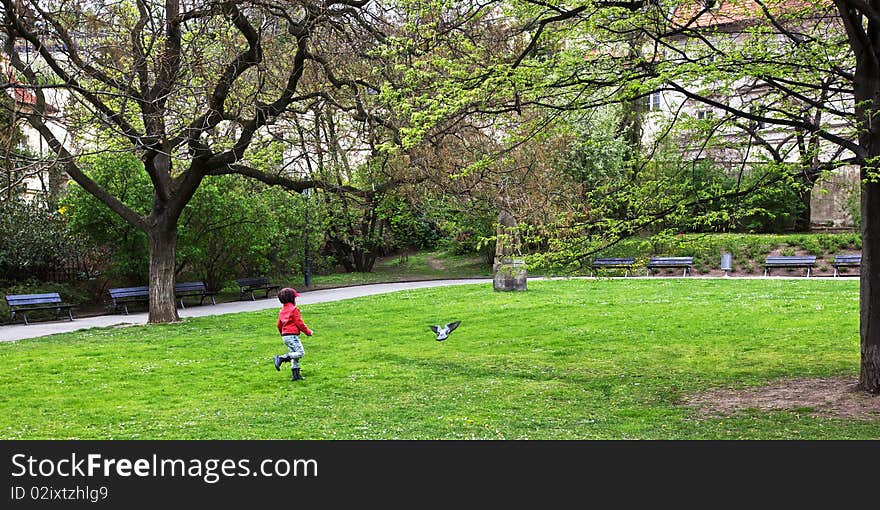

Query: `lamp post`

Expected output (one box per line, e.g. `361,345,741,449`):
303,188,312,287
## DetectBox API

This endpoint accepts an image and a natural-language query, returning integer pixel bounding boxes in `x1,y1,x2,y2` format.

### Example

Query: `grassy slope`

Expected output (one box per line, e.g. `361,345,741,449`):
0,279,875,439
297,250,491,288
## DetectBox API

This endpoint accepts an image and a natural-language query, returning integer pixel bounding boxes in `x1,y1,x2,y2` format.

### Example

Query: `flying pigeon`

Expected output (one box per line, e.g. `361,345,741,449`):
430,321,460,341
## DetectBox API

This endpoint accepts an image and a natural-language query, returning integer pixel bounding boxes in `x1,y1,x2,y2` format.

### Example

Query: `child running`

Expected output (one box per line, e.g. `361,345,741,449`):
272,287,313,381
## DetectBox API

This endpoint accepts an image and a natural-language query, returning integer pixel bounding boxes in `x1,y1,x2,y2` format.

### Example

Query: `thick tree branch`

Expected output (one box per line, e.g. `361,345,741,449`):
665,80,864,159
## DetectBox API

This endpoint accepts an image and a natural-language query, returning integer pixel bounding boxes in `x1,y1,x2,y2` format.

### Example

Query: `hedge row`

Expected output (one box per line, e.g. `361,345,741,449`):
587,232,861,275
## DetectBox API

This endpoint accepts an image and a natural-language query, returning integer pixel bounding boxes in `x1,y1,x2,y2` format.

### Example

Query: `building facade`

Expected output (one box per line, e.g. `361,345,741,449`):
643,0,857,229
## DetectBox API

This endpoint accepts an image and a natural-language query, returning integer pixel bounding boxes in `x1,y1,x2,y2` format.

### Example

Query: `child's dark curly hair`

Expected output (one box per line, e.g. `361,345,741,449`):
277,287,298,304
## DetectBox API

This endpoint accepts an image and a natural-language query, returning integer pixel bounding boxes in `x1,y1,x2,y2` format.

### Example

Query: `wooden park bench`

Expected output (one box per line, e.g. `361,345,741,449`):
763,255,817,277
174,281,218,309
108,286,149,315
832,254,861,277
590,257,635,277
4,293,74,325
235,277,281,301
646,256,694,277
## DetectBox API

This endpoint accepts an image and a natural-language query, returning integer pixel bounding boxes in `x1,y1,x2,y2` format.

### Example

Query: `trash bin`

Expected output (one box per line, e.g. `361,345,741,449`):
721,252,733,276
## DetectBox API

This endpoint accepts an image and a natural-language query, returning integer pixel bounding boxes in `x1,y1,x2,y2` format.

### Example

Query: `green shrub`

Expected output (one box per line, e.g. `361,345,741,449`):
533,232,860,275
0,198,81,283
787,235,822,255
378,195,442,251
816,233,860,253
438,212,496,264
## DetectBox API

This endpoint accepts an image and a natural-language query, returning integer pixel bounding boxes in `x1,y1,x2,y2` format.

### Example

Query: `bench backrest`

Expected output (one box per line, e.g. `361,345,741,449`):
649,256,694,265
236,277,270,287
109,286,150,299
592,258,634,265
833,255,861,264
175,281,207,293
5,293,63,307
764,256,817,265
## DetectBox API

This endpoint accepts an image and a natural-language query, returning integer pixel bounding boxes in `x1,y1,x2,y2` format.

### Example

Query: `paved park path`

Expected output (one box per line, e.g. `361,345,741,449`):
0,279,492,343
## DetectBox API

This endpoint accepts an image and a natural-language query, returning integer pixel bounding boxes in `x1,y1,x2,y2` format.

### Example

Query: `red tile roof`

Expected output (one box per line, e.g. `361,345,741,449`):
670,0,829,29
4,68,59,114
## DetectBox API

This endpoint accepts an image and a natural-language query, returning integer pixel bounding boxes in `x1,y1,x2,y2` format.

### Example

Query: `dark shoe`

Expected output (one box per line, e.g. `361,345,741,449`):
291,367,304,381
274,355,292,371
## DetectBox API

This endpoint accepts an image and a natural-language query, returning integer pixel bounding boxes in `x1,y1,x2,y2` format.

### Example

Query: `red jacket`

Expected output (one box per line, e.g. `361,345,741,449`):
277,303,313,336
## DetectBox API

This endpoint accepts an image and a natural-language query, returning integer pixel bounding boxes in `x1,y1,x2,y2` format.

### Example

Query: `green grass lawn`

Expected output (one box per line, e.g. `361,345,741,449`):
0,278,875,439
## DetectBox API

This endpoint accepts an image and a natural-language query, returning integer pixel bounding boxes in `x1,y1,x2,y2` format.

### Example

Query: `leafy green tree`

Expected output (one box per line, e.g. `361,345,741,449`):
64,153,318,290
498,0,880,392
177,176,307,290
2,0,385,322
62,153,151,284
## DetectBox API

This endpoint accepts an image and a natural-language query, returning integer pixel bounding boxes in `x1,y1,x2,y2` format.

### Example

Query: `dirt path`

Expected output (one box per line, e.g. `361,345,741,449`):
426,256,447,270
682,377,880,420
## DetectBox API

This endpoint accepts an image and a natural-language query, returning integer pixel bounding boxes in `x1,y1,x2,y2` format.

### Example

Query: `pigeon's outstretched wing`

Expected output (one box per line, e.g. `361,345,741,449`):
430,321,461,341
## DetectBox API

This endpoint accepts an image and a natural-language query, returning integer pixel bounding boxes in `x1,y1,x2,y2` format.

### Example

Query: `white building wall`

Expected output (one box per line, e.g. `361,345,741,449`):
640,24,859,229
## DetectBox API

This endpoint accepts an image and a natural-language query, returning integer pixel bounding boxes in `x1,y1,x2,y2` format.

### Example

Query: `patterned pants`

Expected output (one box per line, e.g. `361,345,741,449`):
281,335,305,369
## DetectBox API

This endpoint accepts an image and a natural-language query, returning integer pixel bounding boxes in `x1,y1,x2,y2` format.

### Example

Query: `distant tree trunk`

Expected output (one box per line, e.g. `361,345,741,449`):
333,244,355,272
147,219,180,323
619,34,645,160
795,186,812,232
321,189,384,273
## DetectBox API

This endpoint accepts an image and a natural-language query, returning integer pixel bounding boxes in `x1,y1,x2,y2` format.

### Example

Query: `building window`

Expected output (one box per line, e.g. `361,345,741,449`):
646,92,662,111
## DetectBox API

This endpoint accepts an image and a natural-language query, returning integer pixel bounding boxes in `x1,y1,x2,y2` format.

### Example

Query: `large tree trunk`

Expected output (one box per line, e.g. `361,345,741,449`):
860,178,880,393
148,222,180,323
851,26,880,392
